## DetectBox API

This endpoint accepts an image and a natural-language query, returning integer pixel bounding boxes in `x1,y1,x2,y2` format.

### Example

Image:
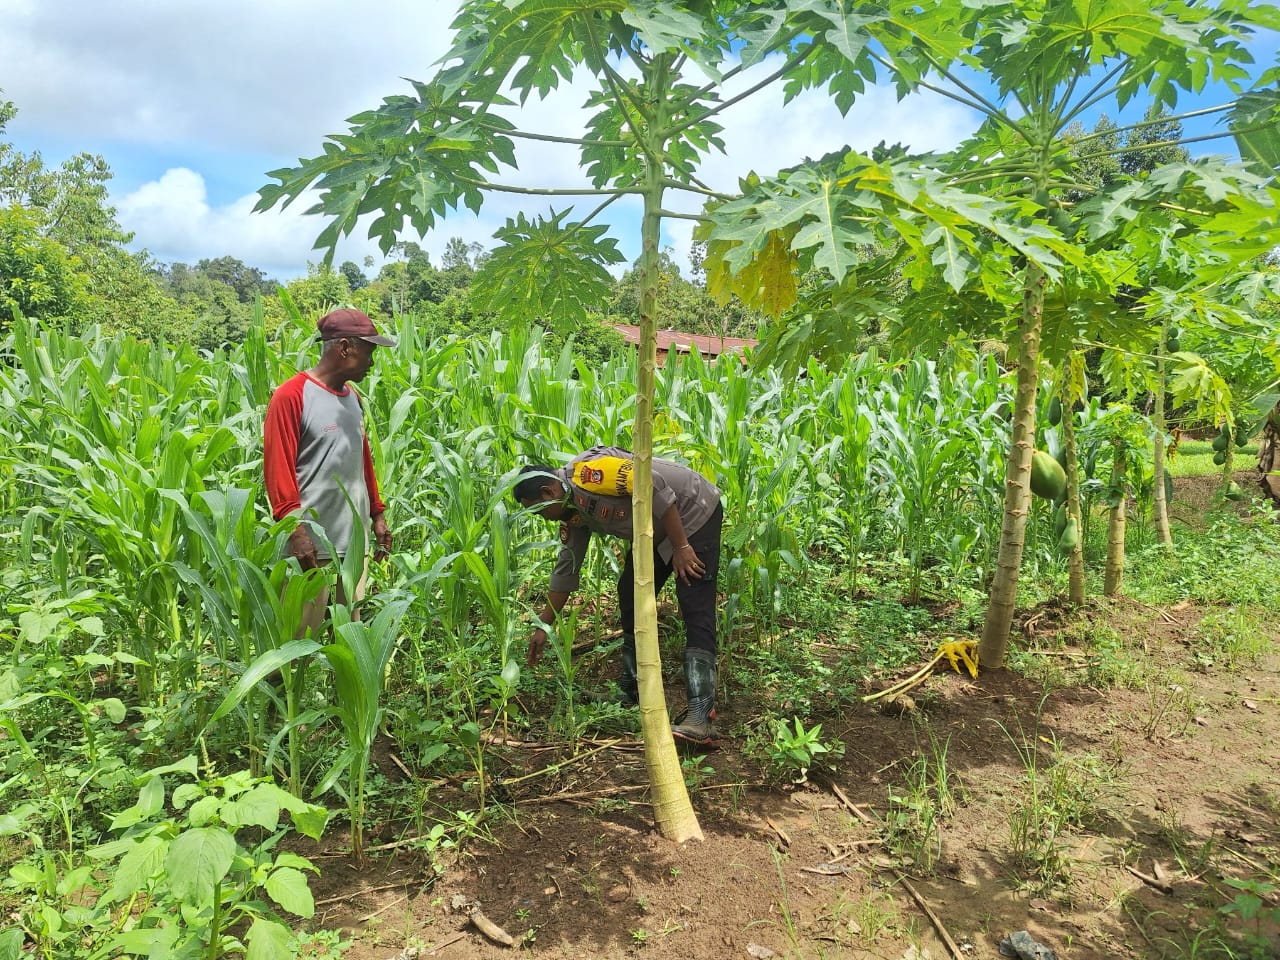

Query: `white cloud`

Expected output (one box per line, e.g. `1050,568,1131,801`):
3,1,978,279
0,0,455,152
114,167,521,280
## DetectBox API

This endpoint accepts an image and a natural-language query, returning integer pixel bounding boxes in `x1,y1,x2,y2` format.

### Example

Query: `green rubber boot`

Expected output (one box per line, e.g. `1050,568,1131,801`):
671,648,717,744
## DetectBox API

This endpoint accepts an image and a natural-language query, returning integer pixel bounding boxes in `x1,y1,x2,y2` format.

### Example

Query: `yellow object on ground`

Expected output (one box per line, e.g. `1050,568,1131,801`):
938,639,979,679
862,637,980,703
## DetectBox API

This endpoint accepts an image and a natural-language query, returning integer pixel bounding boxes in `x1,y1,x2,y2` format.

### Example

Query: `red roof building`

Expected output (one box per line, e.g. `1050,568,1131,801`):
610,323,757,366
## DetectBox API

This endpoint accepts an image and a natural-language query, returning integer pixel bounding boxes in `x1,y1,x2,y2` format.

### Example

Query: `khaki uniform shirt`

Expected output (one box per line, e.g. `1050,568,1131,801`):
549,446,721,593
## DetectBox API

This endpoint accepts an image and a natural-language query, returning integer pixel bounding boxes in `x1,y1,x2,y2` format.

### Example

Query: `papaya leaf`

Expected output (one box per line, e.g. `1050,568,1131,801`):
470,210,625,330
1229,91,1280,177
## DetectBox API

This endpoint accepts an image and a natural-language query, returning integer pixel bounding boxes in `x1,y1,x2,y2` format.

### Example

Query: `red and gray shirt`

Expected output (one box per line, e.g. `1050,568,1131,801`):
549,446,721,593
264,371,385,560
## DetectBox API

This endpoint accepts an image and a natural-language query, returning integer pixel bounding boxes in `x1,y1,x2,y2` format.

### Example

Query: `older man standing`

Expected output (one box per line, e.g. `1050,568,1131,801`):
264,308,396,633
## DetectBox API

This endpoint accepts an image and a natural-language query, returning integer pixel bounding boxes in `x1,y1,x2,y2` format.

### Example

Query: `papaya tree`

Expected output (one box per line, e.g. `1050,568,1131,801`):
255,0,835,843
698,0,1280,667
1077,406,1149,596
1061,111,1189,550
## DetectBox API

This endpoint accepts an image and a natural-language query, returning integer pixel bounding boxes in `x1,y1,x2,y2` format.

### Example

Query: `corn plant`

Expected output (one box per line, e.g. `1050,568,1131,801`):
319,596,411,865
175,489,327,792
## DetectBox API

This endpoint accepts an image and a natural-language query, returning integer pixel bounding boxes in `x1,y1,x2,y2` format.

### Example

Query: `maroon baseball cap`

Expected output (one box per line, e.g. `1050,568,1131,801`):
316,308,397,347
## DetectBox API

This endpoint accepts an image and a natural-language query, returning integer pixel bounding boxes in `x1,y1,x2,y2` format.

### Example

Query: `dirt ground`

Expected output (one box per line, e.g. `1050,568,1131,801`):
303,477,1280,960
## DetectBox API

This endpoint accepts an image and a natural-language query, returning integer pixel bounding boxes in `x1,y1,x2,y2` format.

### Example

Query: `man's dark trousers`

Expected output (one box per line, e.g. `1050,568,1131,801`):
617,502,722,658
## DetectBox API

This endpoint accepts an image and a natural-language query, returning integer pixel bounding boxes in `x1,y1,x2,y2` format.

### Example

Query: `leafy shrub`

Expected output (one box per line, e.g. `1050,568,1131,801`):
1,757,329,959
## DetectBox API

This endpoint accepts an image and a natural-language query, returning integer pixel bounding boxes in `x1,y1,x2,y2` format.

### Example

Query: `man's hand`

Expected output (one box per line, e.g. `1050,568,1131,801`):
526,627,549,667
372,513,392,561
671,543,706,585
287,525,320,570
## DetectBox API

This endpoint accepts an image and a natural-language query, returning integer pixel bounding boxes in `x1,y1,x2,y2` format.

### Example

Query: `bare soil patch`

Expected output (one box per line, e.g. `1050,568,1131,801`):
302,505,1280,960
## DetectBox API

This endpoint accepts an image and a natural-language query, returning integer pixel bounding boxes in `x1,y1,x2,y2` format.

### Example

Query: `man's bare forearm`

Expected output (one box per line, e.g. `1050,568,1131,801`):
534,590,572,634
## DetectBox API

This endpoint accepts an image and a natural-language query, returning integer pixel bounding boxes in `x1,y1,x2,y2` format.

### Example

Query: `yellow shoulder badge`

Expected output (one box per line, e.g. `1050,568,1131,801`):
573,456,633,497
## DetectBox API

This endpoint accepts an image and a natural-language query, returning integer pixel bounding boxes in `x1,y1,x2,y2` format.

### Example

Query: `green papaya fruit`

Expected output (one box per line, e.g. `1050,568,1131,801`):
1053,503,1068,539
1048,396,1062,426
1166,336,1181,353
1054,446,1069,475
1226,481,1245,501
1212,434,1229,452
1030,450,1067,501
1236,430,1249,448
1058,518,1080,552
1213,450,1226,466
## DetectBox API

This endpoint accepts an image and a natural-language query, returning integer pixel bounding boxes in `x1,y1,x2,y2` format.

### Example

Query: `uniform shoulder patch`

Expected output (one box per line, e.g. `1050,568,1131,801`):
573,456,633,497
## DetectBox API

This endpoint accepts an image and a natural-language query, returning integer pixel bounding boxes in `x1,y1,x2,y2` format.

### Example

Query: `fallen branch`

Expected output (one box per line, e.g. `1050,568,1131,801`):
895,873,966,960
359,894,408,923
480,732,551,748
425,932,468,956
469,907,515,947
571,628,623,656
519,783,647,805
498,739,623,787
390,753,413,779
827,839,882,864
826,781,963,960
765,816,792,848
517,780,753,805
800,863,851,876
829,782,878,828
582,736,644,750
1125,864,1174,895
315,877,426,906
1031,650,1093,659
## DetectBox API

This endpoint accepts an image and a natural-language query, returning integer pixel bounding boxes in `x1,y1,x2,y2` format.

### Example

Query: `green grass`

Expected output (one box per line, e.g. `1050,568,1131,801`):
1167,440,1258,478
1129,511,1280,606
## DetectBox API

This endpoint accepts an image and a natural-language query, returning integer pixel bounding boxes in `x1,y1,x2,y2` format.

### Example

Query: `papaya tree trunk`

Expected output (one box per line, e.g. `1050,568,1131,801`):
1152,327,1173,546
1058,374,1086,605
979,262,1046,668
1104,443,1127,597
633,91,702,843
1259,401,1280,506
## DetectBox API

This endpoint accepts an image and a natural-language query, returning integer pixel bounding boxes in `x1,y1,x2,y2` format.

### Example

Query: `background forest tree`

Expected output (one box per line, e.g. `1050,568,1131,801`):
0,93,726,361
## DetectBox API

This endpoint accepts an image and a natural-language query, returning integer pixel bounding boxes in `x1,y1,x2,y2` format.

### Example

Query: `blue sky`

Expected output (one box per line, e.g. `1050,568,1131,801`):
1,1,1275,283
